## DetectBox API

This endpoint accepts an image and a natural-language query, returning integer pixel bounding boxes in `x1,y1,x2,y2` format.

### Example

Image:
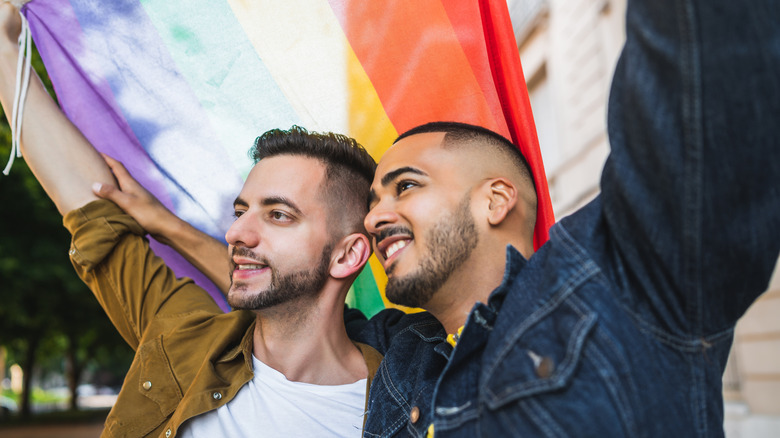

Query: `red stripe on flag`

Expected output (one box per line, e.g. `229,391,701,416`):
480,0,554,248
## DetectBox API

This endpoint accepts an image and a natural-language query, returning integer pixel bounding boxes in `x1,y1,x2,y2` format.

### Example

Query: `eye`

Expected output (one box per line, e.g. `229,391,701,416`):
270,210,293,223
233,210,245,219
395,180,417,195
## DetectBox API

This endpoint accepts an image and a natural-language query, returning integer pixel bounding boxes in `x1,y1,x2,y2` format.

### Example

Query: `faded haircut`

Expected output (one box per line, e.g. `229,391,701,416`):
250,126,377,237
395,121,536,192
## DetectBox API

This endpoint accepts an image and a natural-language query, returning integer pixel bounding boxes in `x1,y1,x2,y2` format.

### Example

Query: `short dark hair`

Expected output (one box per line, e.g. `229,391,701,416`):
250,126,377,236
395,121,535,192
396,122,537,237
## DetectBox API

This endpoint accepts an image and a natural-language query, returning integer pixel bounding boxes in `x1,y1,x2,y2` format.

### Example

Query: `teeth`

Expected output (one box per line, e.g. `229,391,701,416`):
237,264,264,270
385,240,408,259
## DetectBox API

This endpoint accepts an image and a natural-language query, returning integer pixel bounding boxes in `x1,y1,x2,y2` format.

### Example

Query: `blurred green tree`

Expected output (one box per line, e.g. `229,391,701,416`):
0,42,132,417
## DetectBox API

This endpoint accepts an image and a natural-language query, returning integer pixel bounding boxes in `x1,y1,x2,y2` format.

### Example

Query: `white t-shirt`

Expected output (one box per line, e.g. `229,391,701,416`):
179,355,367,437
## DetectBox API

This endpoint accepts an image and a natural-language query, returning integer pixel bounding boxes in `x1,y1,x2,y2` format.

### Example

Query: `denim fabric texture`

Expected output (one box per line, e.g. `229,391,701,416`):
350,0,780,436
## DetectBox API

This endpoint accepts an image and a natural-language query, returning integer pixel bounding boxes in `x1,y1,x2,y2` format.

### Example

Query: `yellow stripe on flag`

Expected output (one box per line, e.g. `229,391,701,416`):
344,39,397,159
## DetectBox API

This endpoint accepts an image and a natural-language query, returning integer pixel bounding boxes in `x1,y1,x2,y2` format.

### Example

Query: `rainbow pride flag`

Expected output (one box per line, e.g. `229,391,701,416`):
20,0,553,315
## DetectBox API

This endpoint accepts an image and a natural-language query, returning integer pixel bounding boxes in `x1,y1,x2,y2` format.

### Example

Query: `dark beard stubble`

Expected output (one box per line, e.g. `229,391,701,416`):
228,243,333,310
385,195,478,308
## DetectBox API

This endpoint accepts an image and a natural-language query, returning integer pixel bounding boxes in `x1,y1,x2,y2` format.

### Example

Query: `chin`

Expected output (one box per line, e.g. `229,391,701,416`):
226,287,258,309
385,280,430,309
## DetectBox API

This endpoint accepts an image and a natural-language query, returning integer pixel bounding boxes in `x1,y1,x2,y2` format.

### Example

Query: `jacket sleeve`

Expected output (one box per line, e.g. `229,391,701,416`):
600,0,780,336
347,307,441,356
64,199,223,350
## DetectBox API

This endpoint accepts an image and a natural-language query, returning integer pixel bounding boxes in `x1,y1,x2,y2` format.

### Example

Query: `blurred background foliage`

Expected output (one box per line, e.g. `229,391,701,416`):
0,41,133,419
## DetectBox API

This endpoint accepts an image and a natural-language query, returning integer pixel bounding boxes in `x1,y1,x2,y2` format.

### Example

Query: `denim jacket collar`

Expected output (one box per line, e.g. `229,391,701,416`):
486,245,529,312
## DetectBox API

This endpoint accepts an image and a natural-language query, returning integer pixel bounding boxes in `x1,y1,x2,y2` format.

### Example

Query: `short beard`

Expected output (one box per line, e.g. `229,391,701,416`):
385,195,478,308
228,243,333,311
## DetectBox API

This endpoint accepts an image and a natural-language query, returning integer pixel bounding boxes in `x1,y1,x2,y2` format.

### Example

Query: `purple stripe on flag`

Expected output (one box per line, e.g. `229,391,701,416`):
24,0,230,311
67,0,242,236
24,2,170,204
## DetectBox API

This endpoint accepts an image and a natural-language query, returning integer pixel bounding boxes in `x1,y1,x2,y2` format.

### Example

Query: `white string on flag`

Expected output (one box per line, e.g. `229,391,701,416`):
3,6,32,176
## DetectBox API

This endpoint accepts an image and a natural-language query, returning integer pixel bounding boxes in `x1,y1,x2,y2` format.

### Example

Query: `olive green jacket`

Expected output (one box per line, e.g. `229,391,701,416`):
64,200,382,438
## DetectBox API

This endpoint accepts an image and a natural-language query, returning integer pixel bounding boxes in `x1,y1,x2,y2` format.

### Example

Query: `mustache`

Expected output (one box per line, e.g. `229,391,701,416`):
230,246,269,267
376,226,414,244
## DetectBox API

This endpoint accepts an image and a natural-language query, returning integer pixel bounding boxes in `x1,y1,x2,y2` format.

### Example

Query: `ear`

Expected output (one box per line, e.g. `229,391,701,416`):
330,233,371,279
485,178,518,226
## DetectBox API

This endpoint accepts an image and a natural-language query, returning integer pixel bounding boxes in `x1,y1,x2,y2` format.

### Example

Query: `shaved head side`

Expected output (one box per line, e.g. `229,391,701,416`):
396,122,538,236
251,126,377,238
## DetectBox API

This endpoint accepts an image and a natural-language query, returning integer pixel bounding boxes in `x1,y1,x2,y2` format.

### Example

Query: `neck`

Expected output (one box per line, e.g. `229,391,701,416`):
251,284,366,385
425,243,508,334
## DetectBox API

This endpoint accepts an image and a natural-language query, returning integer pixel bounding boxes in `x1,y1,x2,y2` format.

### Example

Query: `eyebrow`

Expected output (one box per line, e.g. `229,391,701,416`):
233,195,304,216
233,197,248,208
380,166,427,187
368,166,428,207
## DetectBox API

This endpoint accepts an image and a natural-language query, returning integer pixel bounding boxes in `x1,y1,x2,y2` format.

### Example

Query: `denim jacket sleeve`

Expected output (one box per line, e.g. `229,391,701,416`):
346,307,414,355
345,304,444,356
64,199,223,350
600,0,780,337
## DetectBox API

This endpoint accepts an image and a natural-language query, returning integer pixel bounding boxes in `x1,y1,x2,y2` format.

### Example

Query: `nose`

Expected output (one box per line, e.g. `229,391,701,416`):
364,199,399,237
225,212,260,248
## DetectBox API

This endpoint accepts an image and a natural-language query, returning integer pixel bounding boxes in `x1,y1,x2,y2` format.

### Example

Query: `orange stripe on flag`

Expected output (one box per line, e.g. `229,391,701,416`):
330,0,501,136
439,1,510,140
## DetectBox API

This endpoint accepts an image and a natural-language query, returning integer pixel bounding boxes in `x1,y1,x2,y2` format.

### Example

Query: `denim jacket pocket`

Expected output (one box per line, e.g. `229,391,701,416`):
137,335,183,416
483,295,597,408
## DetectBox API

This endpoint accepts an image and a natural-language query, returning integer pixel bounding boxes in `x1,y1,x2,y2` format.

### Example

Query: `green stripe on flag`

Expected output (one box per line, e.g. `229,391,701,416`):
346,267,385,318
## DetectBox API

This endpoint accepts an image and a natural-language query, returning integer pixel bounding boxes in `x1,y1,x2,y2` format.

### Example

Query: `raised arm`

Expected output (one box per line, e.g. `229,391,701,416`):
93,155,232,295
0,4,114,213
0,5,231,296
598,0,780,335
1,4,223,347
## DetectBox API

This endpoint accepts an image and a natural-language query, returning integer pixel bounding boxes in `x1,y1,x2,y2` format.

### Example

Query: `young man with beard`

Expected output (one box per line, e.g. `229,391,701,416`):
0,6,381,436
355,1,780,436
106,0,778,436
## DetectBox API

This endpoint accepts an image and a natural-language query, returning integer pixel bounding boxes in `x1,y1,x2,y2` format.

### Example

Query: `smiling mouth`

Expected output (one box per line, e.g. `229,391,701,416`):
377,237,413,268
385,240,408,259
230,263,270,285
375,227,414,267
235,264,266,270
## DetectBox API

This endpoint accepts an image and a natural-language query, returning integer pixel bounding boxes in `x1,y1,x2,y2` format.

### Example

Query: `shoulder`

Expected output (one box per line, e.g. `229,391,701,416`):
351,309,443,355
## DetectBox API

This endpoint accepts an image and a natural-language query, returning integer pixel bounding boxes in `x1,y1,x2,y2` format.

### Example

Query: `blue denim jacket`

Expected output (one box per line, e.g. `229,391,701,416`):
349,0,780,436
